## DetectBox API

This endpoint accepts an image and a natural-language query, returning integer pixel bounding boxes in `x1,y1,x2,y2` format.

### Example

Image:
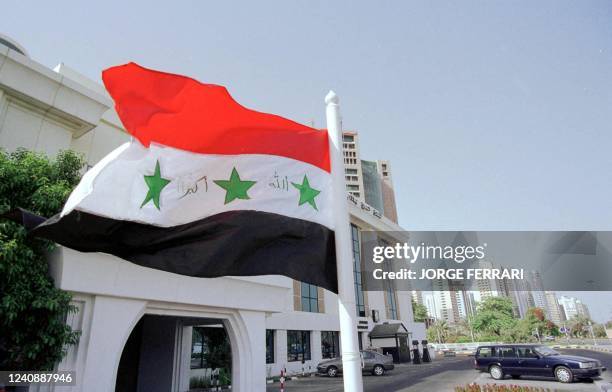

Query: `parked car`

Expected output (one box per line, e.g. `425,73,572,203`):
316,350,394,377
474,344,606,383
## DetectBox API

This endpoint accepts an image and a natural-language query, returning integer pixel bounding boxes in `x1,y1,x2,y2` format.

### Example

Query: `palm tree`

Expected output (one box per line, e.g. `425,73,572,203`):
430,320,450,343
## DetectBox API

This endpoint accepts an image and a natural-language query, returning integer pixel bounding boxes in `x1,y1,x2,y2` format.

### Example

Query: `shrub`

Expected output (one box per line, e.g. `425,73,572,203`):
455,383,553,392
0,149,84,370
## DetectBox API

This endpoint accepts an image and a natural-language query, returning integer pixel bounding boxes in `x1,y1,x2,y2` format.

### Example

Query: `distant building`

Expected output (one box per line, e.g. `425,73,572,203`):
377,160,398,223
428,280,467,324
475,261,502,300
558,295,590,320
342,131,398,223
544,291,565,325
529,272,547,311
576,301,591,319
361,159,384,212
342,131,364,199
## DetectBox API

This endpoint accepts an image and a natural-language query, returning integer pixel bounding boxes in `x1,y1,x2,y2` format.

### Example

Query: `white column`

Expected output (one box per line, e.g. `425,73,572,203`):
325,90,364,392
275,329,288,376
80,296,146,391
233,310,267,392
177,326,193,392
312,331,322,368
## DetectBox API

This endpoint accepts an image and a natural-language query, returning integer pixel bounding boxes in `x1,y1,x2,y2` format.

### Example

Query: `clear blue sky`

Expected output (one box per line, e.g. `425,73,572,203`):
3,1,611,322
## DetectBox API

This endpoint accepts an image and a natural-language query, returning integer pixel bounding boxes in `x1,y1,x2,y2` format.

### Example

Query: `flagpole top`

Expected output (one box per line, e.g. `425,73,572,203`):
325,90,339,105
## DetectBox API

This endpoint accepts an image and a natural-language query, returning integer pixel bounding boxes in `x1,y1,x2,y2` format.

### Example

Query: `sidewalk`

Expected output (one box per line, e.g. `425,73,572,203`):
397,369,479,392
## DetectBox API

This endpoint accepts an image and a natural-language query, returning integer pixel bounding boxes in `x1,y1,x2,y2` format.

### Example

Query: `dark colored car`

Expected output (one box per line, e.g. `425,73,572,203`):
316,350,395,377
474,344,606,383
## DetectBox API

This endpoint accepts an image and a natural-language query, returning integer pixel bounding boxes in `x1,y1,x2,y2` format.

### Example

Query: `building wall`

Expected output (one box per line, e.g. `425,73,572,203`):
342,131,365,199
377,160,398,223
360,159,384,213
558,296,580,320
544,291,565,325
264,211,424,376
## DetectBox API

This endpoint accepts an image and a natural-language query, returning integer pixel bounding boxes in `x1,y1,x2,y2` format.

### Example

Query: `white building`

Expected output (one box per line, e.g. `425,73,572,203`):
544,291,565,325
557,295,591,321
342,130,365,200
529,271,547,311
557,296,576,319
0,36,424,392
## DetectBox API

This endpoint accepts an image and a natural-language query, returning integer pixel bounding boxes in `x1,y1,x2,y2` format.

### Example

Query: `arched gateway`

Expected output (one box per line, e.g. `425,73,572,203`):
42,247,289,392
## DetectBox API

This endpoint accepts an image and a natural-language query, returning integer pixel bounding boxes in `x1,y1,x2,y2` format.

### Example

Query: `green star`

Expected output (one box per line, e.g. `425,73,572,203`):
141,160,171,210
292,175,321,211
214,167,256,204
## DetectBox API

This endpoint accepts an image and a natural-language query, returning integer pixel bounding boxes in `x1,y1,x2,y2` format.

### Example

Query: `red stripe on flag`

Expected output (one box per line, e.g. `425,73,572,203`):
102,63,330,172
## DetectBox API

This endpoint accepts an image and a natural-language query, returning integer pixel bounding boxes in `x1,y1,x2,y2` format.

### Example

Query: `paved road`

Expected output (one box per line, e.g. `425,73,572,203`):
266,355,475,392
266,348,612,392
469,349,612,392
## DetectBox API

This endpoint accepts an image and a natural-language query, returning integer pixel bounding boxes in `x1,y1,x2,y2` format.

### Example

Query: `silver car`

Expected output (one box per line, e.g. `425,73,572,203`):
316,350,395,377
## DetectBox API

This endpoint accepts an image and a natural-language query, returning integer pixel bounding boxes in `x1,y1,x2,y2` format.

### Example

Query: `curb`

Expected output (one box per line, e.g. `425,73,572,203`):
555,344,612,353
266,373,316,383
594,379,612,392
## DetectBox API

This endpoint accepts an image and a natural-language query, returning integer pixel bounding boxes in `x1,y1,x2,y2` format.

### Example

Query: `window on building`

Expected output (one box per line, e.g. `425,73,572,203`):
301,282,319,312
386,287,398,319
380,239,398,320
343,135,354,142
351,224,366,317
266,329,275,364
321,331,340,359
287,330,311,362
346,168,358,174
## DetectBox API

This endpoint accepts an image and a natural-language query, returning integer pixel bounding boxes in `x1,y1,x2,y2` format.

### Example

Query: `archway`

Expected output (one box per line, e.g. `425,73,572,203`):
115,315,233,392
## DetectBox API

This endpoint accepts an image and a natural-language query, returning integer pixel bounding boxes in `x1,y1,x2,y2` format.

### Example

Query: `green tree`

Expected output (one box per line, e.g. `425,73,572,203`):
427,320,449,343
546,320,560,336
567,315,592,338
523,307,548,341
471,297,517,339
457,317,475,342
411,299,429,323
0,149,83,370
592,324,607,338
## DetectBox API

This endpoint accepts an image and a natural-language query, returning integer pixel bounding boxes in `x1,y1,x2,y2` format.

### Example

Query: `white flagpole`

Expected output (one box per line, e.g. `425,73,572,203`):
325,90,364,392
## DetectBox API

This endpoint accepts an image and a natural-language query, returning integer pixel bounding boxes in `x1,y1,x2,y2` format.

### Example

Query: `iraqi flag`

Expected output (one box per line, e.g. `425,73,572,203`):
10,63,338,293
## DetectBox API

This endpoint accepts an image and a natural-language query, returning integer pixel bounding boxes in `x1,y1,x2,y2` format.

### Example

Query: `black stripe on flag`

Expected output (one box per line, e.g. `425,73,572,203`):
19,209,338,293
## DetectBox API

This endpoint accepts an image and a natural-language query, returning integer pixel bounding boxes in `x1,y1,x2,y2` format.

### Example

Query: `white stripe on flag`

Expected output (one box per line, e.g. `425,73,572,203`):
63,142,334,229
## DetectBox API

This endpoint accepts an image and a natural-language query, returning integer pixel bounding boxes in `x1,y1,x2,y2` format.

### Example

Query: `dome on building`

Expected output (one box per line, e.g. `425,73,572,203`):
0,34,29,57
